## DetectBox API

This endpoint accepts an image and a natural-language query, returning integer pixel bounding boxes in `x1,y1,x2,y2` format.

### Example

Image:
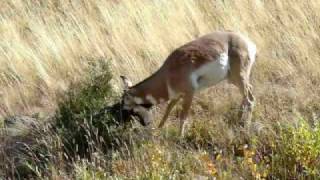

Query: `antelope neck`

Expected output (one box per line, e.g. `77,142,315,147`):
129,71,169,105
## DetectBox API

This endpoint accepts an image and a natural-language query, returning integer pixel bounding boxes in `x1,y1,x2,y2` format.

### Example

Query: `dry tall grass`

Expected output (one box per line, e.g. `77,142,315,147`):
1,0,320,178
1,0,319,120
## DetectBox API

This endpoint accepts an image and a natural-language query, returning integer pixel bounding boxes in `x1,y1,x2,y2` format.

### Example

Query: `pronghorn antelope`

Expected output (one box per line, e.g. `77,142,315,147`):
121,31,257,136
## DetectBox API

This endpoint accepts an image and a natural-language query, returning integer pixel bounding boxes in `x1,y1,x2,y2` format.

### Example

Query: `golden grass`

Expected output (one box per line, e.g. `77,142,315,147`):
0,0,319,116
1,0,320,120
1,1,320,178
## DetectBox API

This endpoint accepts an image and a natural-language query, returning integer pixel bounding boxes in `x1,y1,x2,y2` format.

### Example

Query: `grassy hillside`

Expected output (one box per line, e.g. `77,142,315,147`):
1,0,320,179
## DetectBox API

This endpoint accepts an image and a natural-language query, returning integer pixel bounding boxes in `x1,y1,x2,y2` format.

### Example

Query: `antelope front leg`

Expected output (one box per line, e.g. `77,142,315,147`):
239,82,255,126
158,96,181,128
179,94,193,137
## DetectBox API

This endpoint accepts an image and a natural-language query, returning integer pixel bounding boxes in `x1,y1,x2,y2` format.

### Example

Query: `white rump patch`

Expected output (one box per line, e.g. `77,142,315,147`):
247,41,257,62
238,33,257,77
247,41,256,77
219,53,229,66
146,94,157,105
190,52,230,91
239,33,257,62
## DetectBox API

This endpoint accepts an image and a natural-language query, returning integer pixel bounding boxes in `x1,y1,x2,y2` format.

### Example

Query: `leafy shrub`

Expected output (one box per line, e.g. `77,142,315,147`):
1,58,126,178
270,119,320,178
54,58,127,158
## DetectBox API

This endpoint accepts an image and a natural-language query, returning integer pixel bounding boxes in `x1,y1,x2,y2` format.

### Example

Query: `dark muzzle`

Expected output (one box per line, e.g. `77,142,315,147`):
95,102,150,126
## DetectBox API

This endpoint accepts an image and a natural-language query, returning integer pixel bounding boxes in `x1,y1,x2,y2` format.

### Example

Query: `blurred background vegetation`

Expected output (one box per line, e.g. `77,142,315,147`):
1,0,320,179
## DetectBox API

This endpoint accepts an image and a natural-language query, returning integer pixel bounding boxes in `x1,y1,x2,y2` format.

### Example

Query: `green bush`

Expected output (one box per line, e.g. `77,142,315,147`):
54,59,126,158
271,119,320,178
0,59,122,178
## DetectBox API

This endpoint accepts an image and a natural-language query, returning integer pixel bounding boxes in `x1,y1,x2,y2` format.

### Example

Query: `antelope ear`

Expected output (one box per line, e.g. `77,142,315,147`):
120,75,133,91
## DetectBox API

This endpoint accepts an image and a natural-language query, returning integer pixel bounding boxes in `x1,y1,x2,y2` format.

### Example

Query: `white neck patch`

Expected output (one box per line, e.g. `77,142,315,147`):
133,96,143,104
146,94,157,105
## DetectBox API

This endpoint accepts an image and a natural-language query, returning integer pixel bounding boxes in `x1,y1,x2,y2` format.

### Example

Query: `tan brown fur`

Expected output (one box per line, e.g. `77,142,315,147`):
122,31,257,136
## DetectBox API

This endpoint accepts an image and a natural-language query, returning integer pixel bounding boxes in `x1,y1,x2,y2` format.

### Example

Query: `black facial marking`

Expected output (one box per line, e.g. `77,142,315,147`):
131,111,148,126
140,103,153,109
98,102,132,124
99,100,150,126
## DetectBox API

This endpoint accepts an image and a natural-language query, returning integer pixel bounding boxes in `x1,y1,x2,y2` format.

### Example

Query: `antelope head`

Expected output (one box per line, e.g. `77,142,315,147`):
120,76,153,126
